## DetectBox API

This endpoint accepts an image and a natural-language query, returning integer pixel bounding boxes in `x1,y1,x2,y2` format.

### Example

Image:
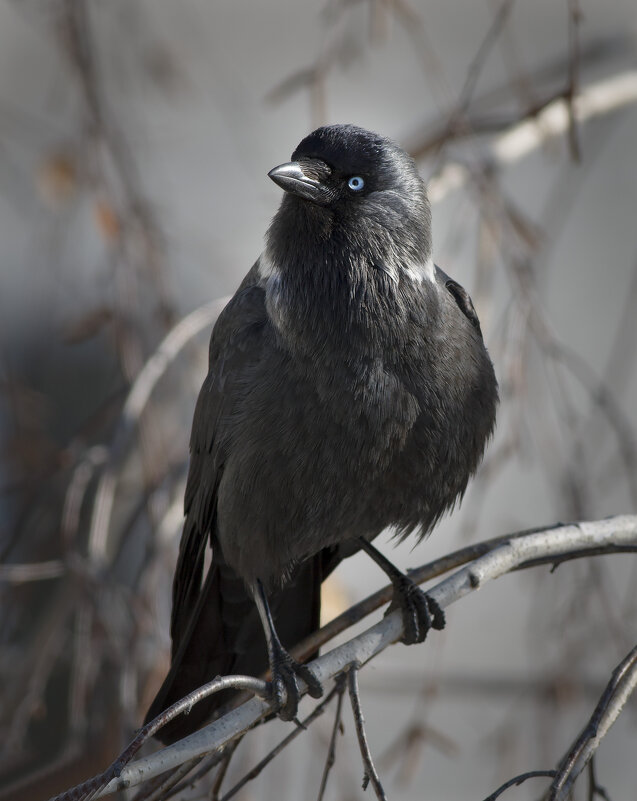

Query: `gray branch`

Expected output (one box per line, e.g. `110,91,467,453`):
71,514,637,800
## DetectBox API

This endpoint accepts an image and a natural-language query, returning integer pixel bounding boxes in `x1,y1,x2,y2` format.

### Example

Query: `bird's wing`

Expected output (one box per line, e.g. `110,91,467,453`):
147,265,335,742
435,265,483,336
170,269,267,653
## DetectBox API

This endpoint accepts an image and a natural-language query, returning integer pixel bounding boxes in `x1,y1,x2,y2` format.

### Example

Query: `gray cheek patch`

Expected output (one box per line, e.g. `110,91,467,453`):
401,257,435,285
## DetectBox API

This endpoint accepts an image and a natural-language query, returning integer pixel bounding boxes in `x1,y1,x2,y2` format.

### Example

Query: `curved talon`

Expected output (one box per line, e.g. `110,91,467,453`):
269,649,323,721
391,576,446,645
357,538,445,645
427,593,446,631
273,673,299,721
254,579,323,721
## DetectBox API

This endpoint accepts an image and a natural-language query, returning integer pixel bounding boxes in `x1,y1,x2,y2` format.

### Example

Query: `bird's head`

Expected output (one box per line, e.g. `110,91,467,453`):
268,124,432,264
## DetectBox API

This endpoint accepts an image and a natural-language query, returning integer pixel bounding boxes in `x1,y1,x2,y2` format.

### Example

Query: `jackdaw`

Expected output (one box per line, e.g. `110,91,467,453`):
145,124,498,743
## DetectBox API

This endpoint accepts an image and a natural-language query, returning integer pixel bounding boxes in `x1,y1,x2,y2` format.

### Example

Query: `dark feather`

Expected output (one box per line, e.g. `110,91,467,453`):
145,124,498,743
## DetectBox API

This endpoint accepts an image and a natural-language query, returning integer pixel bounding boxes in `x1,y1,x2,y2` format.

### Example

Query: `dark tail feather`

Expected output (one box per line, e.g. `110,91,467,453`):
144,551,326,745
144,554,237,743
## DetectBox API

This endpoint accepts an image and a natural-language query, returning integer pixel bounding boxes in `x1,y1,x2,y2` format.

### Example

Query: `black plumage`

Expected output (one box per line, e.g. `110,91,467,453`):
145,124,498,743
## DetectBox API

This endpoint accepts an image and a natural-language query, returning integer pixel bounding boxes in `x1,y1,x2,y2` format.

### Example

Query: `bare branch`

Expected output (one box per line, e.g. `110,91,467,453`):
565,0,583,160
481,770,556,801
586,759,612,801
88,298,228,563
128,756,205,801
547,643,637,800
427,70,637,202
316,674,346,801
291,523,637,665
0,560,65,583
435,0,514,153
218,682,342,801
347,663,387,801
47,675,269,801
49,515,637,800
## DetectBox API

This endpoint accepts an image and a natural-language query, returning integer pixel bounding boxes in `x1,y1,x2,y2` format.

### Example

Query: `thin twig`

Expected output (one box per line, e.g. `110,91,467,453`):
208,739,242,801
88,298,228,564
428,70,637,202
347,662,387,800
219,681,342,801
0,560,65,583
565,0,582,160
128,756,204,801
47,674,269,801
481,769,556,801
316,674,347,801
548,643,637,800
435,0,514,156
586,758,612,801
61,445,108,549
377,720,458,783
1,583,78,764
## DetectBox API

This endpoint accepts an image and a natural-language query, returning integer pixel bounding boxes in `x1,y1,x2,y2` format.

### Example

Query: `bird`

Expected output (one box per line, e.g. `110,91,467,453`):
145,124,498,744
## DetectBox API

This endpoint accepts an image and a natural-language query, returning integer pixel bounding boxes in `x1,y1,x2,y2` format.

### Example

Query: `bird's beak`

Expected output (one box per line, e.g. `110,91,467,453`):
268,161,330,204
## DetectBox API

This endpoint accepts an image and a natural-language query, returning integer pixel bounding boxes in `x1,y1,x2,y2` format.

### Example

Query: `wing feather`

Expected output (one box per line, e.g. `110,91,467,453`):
170,276,267,653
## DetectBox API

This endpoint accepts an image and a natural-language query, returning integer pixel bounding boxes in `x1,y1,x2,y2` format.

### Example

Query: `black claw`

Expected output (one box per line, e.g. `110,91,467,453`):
256,578,324,721
427,594,446,631
391,575,445,645
281,674,300,721
270,651,300,721
357,539,445,646
269,647,324,721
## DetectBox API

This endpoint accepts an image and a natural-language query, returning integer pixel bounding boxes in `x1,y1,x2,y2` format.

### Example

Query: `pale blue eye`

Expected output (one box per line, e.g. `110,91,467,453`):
348,176,364,191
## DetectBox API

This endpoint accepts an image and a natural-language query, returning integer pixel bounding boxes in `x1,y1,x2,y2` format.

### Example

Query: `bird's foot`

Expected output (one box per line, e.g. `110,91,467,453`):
356,538,445,645
269,644,323,721
389,574,445,645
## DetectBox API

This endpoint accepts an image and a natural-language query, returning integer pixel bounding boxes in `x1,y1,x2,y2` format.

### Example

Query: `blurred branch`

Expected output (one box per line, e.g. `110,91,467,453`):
57,0,175,341
429,0,514,161
565,0,583,160
2,583,78,768
88,298,228,563
48,514,637,800
427,69,637,202
48,675,270,801
0,560,65,583
547,643,637,801
484,643,637,801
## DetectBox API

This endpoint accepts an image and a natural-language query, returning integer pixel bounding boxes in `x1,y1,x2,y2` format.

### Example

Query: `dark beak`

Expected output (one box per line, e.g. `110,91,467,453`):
268,161,330,204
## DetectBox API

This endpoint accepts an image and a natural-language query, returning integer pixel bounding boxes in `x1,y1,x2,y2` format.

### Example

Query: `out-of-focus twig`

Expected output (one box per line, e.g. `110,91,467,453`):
547,643,637,801
47,674,269,801
0,560,65,583
427,70,637,202
88,298,228,564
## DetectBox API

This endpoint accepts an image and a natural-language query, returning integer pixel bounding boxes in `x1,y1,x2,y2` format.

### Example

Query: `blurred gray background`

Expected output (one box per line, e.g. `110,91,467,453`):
1,1,636,799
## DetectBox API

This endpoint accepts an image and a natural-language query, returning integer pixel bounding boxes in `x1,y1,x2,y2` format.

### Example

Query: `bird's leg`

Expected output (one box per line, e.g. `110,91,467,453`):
253,580,323,721
357,538,445,644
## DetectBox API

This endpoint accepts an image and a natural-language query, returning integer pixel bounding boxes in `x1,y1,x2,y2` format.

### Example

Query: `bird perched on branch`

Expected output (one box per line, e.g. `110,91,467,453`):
145,124,498,743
